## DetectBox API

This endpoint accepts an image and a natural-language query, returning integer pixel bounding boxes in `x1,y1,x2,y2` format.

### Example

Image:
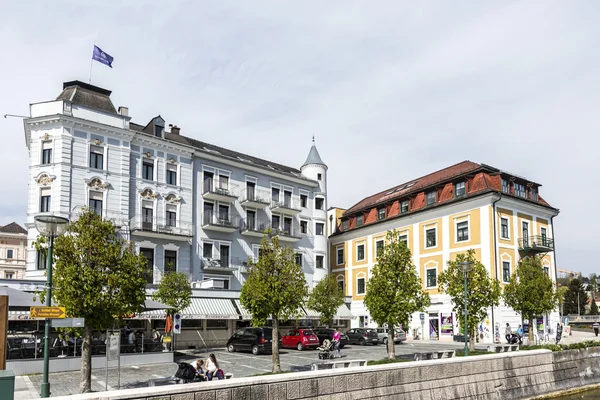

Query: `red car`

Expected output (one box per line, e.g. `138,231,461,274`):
282,328,320,351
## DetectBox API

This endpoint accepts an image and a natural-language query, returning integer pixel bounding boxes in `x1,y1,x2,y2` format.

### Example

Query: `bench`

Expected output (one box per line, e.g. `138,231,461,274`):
413,350,455,361
486,344,519,353
311,359,368,370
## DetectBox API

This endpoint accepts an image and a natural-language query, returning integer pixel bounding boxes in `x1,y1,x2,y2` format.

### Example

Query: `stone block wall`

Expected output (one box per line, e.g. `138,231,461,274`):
52,348,600,400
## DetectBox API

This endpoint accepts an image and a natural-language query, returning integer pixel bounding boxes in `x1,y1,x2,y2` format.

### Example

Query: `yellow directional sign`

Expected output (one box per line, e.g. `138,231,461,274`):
30,306,66,319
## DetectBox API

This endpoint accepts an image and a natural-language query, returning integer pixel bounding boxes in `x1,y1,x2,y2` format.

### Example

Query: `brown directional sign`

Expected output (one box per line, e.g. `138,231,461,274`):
30,306,66,319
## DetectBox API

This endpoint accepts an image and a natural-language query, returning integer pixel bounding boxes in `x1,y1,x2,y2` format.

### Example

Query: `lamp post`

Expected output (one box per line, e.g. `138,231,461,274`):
458,261,474,356
34,214,69,398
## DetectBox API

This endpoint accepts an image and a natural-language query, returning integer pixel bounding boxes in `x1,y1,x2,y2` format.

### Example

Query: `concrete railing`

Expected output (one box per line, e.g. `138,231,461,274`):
50,348,600,400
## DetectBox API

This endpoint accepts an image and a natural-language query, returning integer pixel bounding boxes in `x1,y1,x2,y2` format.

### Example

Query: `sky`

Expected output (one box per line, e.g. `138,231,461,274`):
1,1,598,275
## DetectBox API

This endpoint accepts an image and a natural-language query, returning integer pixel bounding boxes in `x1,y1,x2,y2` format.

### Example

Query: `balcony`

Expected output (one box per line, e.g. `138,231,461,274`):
240,188,271,209
240,218,271,238
273,227,301,243
202,178,238,203
130,216,193,241
201,257,242,274
518,235,555,256
270,199,302,216
202,211,240,233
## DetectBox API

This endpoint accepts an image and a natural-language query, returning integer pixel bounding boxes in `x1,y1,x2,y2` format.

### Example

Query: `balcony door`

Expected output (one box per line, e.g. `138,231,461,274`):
247,210,256,231
272,215,280,231
522,221,529,246
284,217,292,235
204,202,214,224
218,205,229,223
246,182,256,201
203,171,214,193
220,244,230,268
284,190,292,207
142,204,153,230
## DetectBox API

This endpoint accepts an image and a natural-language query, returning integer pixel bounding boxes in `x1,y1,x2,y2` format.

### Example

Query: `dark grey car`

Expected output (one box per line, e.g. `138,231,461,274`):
345,328,379,346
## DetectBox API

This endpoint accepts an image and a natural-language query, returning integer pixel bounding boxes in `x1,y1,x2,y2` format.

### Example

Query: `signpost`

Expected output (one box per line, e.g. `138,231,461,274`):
420,313,425,340
30,307,66,319
106,332,120,391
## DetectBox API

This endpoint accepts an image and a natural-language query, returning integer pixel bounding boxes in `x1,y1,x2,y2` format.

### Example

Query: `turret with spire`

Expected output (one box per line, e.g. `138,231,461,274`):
301,136,327,194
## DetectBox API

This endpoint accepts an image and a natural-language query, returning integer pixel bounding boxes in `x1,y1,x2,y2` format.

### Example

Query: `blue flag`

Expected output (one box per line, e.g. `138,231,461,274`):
92,45,114,68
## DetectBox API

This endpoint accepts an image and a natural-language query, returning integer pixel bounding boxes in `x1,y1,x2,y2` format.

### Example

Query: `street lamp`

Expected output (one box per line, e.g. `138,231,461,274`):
34,214,69,398
458,261,474,356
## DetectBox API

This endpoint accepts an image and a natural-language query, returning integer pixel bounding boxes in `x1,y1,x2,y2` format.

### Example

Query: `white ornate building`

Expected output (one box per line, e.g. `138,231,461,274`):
0,222,27,279
24,80,329,290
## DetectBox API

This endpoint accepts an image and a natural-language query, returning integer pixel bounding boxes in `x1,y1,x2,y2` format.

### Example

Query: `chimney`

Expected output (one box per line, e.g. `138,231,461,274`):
171,125,180,135
118,106,129,116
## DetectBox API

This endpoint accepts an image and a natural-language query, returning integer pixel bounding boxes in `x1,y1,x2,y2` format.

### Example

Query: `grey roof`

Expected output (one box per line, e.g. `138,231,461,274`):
302,144,326,167
57,81,117,114
130,122,316,183
0,222,27,235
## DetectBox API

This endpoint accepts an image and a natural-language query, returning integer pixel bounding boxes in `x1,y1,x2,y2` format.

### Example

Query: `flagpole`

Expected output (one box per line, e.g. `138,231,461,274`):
89,42,95,84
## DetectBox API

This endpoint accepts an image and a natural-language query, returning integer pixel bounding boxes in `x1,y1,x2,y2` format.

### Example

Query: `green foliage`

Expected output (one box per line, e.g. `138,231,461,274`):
556,286,568,311
563,278,588,315
152,271,192,315
240,231,308,372
33,208,148,392
590,299,599,316
455,349,491,357
363,230,430,359
366,358,410,365
307,274,344,326
438,249,501,350
521,341,600,352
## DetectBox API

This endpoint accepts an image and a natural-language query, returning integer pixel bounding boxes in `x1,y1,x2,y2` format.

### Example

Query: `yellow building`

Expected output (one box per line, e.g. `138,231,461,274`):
328,161,559,342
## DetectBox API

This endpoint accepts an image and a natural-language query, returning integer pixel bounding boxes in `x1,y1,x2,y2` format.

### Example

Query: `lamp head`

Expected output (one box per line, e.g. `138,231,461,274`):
457,261,474,273
34,214,69,237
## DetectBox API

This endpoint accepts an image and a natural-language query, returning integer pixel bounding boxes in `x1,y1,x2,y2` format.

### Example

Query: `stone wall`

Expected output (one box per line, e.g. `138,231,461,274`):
51,348,600,400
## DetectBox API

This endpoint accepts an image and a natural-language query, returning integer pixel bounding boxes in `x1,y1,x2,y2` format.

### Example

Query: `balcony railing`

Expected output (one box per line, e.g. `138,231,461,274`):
201,256,243,271
130,216,194,237
270,199,302,212
272,226,301,240
240,188,271,207
518,235,554,252
202,211,241,230
240,218,271,235
203,178,238,199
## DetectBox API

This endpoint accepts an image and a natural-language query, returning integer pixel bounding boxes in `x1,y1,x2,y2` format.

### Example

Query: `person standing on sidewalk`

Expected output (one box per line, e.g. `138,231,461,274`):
332,328,341,358
593,321,599,337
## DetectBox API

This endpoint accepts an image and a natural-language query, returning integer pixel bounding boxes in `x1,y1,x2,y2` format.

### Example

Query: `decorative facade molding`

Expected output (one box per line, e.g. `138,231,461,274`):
35,173,55,186
87,178,109,191
92,139,102,145
145,152,153,158
42,133,50,141
140,188,157,199
165,193,181,204
169,158,176,164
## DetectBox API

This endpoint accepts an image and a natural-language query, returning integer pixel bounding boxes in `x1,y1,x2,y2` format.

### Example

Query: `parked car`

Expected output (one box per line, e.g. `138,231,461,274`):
226,327,280,355
282,328,320,351
345,328,379,346
375,327,407,344
313,328,348,348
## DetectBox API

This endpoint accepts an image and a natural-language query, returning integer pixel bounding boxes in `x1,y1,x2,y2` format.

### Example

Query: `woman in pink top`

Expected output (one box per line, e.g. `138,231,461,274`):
333,328,341,358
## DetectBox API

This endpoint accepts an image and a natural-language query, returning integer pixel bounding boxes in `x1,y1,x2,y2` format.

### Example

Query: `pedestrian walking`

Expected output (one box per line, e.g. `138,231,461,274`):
593,321,599,337
332,328,341,358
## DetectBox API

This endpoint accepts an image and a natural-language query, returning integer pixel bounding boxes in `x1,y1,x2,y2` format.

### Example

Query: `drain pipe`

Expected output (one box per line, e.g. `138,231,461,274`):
491,194,502,343
551,214,559,325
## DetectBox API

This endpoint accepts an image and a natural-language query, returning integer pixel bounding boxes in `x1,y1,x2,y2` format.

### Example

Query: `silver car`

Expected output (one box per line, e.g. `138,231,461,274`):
375,327,407,344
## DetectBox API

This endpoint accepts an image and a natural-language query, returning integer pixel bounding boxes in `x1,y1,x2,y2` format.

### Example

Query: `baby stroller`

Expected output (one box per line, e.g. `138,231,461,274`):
318,339,335,360
174,362,198,384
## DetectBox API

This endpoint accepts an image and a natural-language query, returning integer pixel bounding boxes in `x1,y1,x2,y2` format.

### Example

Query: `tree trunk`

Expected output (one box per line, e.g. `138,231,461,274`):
469,326,475,351
387,323,395,360
528,314,534,343
272,315,280,373
80,325,93,393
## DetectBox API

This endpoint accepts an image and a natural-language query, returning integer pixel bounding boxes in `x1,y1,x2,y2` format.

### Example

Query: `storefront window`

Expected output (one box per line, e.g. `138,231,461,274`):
183,319,204,329
206,319,228,329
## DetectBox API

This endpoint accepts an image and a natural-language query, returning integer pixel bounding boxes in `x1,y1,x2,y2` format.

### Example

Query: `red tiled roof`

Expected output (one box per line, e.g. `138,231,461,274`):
0,222,27,234
344,161,483,215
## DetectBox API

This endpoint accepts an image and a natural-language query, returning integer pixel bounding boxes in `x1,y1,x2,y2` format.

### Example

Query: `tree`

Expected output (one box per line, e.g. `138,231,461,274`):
590,299,599,316
556,285,568,318
563,278,588,316
439,249,501,351
307,274,344,327
240,232,308,373
34,209,147,393
363,230,430,359
504,256,558,342
587,273,599,301
152,271,192,315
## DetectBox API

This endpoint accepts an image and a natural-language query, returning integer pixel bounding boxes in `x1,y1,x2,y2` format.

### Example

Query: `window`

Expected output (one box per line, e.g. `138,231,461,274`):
377,208,386,220
357,277,366,295
218,175,229,191
425,228,436,248
356,244,365,261
89,145,104,170
294,253,303,267
218,205,229,222
522,221,529,244
315,198,324,210
375,240,384,258
500,218,509,239
316,255,324,269
426,191,436,206
283,190,292,207
456,221,469,242
426,268,437,288
203,242,213,259
336,247,344,265
543,267,549,277
89,191,103,216
140,248,154,284
502,261,511,283
541,227,548,246
271,187,280,202
207,319,228,328
271,215,280,230
41,142,52,165
154,125,163,137
6,249,13,259
399,234,408,247
36,251,47,270
317,173,322,181
142,160,154,180
40,188,51,212
455,181,466,197
220,244,230,267
300,194,308,208
300,220,308,234
142,202,153,230
166,205,177,227
166,164,177,185
164,250,177,273
401,200,409,213
515,183,526,198
337,279,344,293
316,223,324,236
5,272,13,279
501,179,509,193
341,220,348,231
531,187,538,201
356,215,363,227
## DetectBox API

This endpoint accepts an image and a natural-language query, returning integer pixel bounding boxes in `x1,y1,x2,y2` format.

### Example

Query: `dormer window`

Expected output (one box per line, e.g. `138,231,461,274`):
514,183,526,198
426,191,436,206
377,208,386,220
455,181,466,197
341,219,348,231
531,187,538,201
154,124,163,137
501,179,509,193
356,215,363,227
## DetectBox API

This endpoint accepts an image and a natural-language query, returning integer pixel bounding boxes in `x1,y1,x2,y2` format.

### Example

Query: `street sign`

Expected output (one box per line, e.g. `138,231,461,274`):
107,332,120,361
173,313,182,334
30,306,66,319
51,318,84,328
420,313,425,321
